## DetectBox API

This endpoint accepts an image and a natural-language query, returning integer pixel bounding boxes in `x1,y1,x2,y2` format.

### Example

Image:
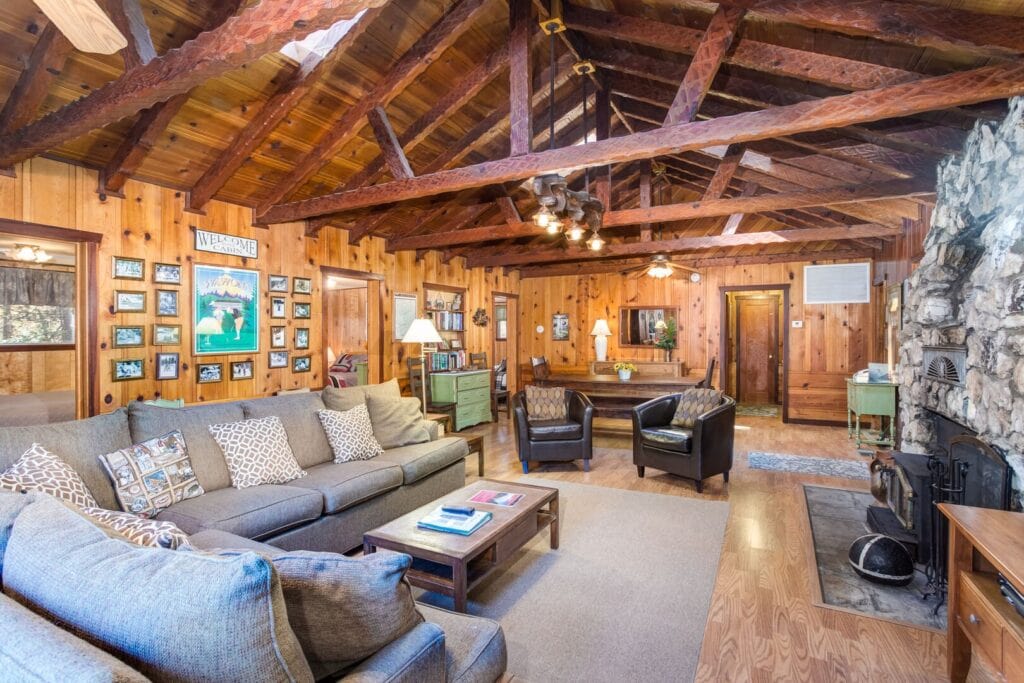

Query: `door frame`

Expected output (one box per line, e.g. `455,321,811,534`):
0,218,102,417
319,266,384,385
492,291,520,396
719,284,791,422
733,293,781,404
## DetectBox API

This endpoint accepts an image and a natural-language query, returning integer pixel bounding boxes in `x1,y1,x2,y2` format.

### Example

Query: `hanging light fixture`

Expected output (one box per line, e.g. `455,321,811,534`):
586,231,605,251
645,255,674,279
531,11,566,232
566,220,585,241
533,204,554,228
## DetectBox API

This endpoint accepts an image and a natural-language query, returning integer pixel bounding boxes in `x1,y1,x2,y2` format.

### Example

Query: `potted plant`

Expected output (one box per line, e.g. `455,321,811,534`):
655,318,677,362
614,361,637,381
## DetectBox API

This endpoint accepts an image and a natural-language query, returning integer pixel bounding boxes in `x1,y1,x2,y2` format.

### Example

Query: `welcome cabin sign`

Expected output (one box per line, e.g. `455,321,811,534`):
193,228,258,259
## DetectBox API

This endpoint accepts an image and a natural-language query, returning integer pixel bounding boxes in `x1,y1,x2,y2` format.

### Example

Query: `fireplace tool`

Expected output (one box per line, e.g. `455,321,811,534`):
924,452,968,613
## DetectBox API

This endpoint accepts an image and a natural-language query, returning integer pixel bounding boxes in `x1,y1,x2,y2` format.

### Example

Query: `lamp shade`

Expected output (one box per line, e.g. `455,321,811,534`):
590,319,612,336
402,318,443,344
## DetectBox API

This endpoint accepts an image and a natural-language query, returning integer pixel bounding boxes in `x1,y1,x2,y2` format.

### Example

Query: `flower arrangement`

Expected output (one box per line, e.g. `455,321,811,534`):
613,361,637,372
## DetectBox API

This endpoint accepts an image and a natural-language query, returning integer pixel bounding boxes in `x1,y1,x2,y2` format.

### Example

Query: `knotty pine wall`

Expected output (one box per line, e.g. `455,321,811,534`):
324,288,369,355
518,260,881,423
0,350,76,395
0,158,516,413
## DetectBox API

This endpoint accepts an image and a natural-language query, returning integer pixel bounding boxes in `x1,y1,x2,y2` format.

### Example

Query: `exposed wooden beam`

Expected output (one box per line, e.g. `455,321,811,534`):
638,160,652,241
187,8,380,210
254,0,490,215
593,85,611,208
366,106,414,180
508,0,533,156
702,144,744,200
0,24,74,136
0,0,381,169
495,195,521,223
664,5,744,126
258,60,1021,223
722,181,758,234
105,0,157,71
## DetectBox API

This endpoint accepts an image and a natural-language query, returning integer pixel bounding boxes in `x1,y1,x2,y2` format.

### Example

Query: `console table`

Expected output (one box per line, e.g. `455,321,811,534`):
533,373,699,418
430,369,492,431
941,504,1024,682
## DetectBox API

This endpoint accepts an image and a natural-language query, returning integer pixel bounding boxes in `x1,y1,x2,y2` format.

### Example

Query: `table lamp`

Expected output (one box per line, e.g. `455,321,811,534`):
591,318,612,362
402,318,443,414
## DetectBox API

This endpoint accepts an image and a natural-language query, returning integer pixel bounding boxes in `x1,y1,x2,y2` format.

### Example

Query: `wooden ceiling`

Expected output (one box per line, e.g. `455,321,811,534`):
1,0,1022,276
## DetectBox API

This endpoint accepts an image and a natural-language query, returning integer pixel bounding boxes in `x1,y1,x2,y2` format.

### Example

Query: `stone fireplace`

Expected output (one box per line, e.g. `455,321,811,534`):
898,96,1024,501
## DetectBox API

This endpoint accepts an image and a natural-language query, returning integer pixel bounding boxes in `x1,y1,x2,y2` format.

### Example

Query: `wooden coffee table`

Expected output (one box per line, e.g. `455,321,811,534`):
363,479,559,612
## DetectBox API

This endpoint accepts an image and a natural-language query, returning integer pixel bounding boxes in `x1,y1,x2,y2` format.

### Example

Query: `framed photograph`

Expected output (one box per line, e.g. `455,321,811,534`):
450,338,462,350
269,274,288,293
293,277,312,295
153,262,181,285
293,302,311,319
153,324,182,346
271,297,286,319
270,326,287,349
155,353,179,380
393,292,417,340
292,355,311,373
231,360,254,381
156,289,179,317
114,290,146,313
294,327,309,350
268,351,289,369
552,313,569,341
112,358,144,382
112,325,144,348
112,256,144,280
197,363,223,383
193,264,260,355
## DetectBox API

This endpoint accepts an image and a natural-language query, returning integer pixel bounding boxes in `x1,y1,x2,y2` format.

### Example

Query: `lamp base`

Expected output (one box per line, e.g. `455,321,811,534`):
594,335,608,362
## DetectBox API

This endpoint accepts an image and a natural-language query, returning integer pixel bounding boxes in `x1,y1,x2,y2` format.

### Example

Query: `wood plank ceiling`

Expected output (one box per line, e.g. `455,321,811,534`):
0,0,1022,277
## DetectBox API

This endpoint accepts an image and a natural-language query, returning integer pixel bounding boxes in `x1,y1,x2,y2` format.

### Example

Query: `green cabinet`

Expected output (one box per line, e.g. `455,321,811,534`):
430,369,492,431
846,379,898,448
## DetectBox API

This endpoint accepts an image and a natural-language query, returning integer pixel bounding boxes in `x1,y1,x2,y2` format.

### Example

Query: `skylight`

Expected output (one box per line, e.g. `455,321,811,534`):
279,10,365,62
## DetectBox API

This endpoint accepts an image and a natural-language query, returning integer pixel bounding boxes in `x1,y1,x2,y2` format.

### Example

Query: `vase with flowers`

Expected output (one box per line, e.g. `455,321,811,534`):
655,318,677,362
614,361,637,381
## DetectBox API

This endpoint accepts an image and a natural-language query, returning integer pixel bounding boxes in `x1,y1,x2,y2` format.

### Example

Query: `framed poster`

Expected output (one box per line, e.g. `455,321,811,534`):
552,313,569,341
193,264,260,355
394,292,417,340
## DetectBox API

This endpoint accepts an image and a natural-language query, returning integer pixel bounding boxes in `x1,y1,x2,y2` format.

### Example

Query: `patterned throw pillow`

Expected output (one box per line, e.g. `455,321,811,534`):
317,406,385,463
98,431,204,518
0,444,98,508
79,506,193,550
208,416,306,489
525,385,567,422
670,388,723,429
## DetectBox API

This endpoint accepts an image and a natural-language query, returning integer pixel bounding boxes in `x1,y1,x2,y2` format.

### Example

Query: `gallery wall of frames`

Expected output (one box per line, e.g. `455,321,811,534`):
0,158,517,412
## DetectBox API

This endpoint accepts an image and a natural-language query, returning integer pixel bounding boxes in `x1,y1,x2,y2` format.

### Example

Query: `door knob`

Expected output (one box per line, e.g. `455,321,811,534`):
969,613,981,626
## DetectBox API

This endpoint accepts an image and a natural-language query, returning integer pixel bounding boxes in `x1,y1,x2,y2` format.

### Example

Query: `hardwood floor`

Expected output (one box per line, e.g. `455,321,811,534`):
458,413,995,682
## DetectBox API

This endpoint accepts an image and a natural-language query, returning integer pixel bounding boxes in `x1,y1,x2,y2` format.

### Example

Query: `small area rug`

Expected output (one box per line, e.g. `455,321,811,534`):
803,485,946,631
735,404,779,417
747,451,869,480
415,477,730,682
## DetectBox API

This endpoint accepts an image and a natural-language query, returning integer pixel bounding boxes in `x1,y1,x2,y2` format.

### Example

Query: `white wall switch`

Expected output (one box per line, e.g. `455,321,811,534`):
792,320,804,328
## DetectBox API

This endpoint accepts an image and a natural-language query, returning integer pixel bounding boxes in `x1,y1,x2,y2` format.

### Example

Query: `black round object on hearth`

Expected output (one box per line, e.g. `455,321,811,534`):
848,534,914,586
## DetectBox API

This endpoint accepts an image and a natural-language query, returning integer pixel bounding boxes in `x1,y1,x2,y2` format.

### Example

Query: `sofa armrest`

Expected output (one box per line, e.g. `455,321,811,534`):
511,392,531,461
340,622,445,683
631,394,679,431
419,419,441,441
693,398,736,470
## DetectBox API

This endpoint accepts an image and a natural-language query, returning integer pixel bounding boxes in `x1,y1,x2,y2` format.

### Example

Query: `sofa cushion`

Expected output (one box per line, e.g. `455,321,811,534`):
187,528,286,557
527,419,583,442
79,506,192,550
670,388,722,429
129,401,240,492
418,604,507,683
241,393,334,468
0,593,150,683
155,484,323,539
640,426,694,453
318,405,385,463
0,490,36,580
362,378,402,402
0,444,98,508
98,430,204,517
339,621,445,683
525,385,566,421
3,495,314,683
366,395,431,450
209,416,307,489
0,409,131,510
322,384,367,412
376,438,469,485
289,460,403,514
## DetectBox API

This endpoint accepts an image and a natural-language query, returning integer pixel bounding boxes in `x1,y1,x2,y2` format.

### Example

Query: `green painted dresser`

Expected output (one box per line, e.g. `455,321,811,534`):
430,369,493,431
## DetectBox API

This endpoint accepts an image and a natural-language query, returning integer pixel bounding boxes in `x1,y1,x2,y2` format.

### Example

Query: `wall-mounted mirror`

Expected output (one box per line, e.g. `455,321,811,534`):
618,307,678,347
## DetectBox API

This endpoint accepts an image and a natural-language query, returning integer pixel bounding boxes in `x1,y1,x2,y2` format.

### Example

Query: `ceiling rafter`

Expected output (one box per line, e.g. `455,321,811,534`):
0,24,74,136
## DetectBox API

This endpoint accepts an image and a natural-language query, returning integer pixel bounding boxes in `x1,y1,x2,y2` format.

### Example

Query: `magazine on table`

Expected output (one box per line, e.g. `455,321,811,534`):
417,507,492,536
469,490,525,507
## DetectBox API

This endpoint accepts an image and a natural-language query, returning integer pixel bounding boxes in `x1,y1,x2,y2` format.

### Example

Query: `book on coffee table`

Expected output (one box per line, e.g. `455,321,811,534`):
468,489,524,507
417,507,493,536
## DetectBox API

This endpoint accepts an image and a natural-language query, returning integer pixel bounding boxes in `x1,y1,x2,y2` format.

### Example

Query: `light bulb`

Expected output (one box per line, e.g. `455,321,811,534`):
545,217,563,235
533,205,553,228
586,232,604,251
566,221,584,241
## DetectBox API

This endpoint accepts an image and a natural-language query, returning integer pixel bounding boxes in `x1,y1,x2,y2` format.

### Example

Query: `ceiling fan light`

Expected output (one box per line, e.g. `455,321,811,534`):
586,232,604,251
647,264,671,279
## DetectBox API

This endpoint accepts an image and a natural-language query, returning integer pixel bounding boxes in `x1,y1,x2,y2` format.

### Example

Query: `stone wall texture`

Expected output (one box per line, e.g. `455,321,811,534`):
899,96,1024,486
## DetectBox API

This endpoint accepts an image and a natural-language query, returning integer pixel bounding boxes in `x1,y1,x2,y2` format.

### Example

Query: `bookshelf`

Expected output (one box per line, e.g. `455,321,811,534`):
423,283,467,372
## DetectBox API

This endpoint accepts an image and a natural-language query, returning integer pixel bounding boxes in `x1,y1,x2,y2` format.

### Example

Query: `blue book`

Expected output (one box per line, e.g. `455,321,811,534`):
417,507,493,536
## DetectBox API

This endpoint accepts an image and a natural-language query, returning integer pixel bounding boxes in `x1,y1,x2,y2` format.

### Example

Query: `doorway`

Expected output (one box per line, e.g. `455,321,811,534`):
720,285,790,421
492,292,519,397
321,266,383,387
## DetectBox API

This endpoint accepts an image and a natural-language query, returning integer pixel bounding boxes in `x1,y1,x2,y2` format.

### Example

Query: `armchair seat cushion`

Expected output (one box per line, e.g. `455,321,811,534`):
155,484,323,539
640,427,693,454
527,419,583,442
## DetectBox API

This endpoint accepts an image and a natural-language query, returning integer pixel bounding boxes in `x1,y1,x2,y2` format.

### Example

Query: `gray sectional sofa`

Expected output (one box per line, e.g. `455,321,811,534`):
0,383,508,682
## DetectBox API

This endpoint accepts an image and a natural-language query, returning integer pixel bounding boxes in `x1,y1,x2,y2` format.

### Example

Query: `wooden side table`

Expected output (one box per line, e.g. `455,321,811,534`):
846,379,897,448
465,434,484,477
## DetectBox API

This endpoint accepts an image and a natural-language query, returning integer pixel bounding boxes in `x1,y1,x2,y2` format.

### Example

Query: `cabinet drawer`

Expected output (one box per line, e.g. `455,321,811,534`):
958,574,1003,669
456,401,492,430
458,386,490,405
456,372,490,392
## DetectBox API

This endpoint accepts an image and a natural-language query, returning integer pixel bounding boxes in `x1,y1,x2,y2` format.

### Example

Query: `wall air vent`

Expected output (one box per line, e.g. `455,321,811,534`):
922,345,967,387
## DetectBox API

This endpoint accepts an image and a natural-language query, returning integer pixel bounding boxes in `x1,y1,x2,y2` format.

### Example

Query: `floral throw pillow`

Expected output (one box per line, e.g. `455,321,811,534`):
79,506,193,550
317,405,385,463
0,444,98,509
525,385,566,422
208,416,306,489
670,388,723,429
98,430,205,518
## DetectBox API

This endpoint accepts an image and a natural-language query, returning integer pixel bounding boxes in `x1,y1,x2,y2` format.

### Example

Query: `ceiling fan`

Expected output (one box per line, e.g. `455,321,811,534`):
622,254,702,282
34,0,127,55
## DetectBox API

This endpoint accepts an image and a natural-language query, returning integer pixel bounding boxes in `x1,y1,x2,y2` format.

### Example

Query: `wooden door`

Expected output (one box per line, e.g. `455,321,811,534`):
735,296,779,404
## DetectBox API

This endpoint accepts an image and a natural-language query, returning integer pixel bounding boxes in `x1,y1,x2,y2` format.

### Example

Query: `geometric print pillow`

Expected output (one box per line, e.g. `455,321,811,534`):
98,430,204,518
79,506,193,550
0,443,98,508
670,388,723,429
317,405,384,463
208,416,306,490
525,385,566,422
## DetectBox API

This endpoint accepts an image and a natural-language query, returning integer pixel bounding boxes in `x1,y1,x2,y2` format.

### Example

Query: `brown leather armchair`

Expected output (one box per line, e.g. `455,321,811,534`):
512,389,594,473
631,393,736,493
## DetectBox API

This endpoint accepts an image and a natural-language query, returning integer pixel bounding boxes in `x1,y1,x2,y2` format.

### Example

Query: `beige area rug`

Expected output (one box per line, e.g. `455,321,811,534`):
415,477,730,682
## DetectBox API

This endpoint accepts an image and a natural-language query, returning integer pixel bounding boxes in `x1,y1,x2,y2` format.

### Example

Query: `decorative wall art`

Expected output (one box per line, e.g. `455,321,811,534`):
112,257,144,280
197,363,223,383
153,263,181,285
156,290,179,317
268,351,289,368
293,277,312,295
153,324,181,346
114,290,146,313
271,297,286,319
472,308,489,327
268,274,288,292
112,359,144,381
231,361,254,381
194,228,258,259
193,265,260,355
552,313,569,341
293,355,311,373
293,302,311,319
155,353,179,380
295,328,309,350
270,326,286,349
112,326,144,348
393,292,417,340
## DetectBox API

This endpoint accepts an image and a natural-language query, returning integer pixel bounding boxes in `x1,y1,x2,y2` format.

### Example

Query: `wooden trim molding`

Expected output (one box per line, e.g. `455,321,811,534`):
319,265,385,385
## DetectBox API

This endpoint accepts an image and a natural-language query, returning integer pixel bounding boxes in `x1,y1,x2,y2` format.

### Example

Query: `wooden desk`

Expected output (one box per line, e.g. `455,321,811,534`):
534,373,699,418
940,504,1024,682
